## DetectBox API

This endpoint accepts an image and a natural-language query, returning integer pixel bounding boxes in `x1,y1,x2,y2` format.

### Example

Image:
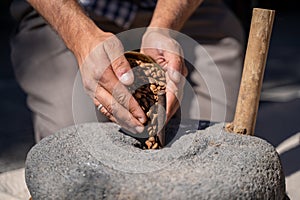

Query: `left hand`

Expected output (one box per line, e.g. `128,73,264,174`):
141,28,188,122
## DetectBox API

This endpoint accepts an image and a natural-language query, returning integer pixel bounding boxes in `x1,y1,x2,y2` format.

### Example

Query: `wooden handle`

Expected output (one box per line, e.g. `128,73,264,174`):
226,8,275,135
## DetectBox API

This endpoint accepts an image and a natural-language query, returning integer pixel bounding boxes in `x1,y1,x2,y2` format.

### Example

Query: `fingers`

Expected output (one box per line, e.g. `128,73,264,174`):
94,85,145,134
80,33,147,132
111,56,134,85
159,51,187,120
166,91,180,122
141,32,186,84
96,34,147,131
94,98,117,122
103,35,134,85
164,51,187,84
97,66,147,122
164,70,186,121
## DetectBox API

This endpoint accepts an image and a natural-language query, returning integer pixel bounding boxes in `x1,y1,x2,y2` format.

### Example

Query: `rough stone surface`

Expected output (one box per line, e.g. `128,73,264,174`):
25,122,287,200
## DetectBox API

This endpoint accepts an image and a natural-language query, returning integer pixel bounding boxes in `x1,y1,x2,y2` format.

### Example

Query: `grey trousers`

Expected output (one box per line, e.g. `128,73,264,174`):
10,0,245,141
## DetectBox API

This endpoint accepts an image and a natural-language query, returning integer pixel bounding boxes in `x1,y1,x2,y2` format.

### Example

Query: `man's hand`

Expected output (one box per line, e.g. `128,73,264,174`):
80,33,147,134
141,29,188,121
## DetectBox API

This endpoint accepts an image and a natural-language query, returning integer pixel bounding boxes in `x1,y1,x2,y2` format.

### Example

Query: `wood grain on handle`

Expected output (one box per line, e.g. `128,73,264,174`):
226,8,275,135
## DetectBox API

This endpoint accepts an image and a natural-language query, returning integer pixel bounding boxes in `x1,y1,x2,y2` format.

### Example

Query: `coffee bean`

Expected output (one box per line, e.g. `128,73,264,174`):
135,92,142,99
145,140,152,149
144,63,153,67
148,136,155,143
146,112,151,118
159,77,166,82
147,108,153,118
157,70,162,78
151,114,158,125
144,70,151,76
148,77,156,84
152,143,159,149
158,81,165,86
150,84,156,91
147,126,153,131
149,129,155,137
141,106,146,111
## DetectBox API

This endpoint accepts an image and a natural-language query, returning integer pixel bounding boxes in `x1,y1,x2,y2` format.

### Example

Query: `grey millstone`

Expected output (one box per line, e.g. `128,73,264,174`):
25,122,287,199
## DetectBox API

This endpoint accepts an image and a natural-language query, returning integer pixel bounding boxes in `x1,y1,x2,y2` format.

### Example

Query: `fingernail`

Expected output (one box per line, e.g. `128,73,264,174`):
170,70,181,83
120,71,134,85
135,126,144,133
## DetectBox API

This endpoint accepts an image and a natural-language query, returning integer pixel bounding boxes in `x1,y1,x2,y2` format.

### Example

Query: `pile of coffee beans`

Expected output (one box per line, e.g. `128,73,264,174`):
125,52,166,149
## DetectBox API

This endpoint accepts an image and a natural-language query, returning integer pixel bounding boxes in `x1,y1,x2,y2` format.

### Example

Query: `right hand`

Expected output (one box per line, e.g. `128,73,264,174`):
75,32,147,134
141,29,188,122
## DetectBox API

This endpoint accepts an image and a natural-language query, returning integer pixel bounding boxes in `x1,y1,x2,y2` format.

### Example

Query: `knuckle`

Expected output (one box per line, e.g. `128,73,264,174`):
104,36,123,52
124,115,134,124
113,91,130,106
98,67,113,85
92,68,102,80
105,103,114,115
82,78,93,91
102,109,112,118
92,64,110,79
93,98,100,105
119,113,134,126
128,98,141,113
112,58,128,72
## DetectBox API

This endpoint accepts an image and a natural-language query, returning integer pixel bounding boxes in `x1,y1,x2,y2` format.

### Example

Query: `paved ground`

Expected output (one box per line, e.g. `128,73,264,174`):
0,1,299,199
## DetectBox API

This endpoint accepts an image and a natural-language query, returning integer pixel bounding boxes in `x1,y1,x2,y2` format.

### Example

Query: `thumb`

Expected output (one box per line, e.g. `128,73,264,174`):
111,56,134,85
165,52,183,84
102,35,134,85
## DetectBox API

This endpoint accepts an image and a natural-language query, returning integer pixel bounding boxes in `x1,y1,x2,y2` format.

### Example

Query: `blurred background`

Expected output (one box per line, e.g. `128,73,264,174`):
0,0,299,199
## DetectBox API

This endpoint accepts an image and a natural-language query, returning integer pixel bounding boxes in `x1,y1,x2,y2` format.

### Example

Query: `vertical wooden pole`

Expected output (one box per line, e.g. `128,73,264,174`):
226,8,275,135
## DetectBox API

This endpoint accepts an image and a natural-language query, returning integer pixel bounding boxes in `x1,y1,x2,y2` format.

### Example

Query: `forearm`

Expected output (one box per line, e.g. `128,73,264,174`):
149,0,203,30
27,0,104,64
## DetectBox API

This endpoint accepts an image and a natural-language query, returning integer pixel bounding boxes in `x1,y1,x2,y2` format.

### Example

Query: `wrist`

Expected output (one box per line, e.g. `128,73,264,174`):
143,27,172,43
148,19,177,31
69,23,107,66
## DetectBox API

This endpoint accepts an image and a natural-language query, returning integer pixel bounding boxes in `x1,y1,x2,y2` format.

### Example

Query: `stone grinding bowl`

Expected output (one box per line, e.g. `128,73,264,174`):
25,122,287,200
